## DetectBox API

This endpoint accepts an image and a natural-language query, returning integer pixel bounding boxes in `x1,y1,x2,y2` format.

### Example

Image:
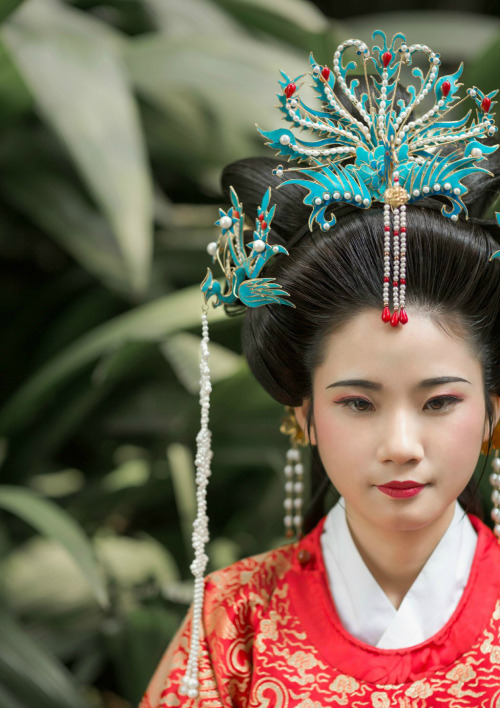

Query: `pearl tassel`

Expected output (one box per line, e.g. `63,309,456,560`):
180,307,213,699
490,451,500,540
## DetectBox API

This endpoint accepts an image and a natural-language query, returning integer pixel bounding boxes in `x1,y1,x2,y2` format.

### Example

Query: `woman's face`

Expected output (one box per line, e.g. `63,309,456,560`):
296,309,500,534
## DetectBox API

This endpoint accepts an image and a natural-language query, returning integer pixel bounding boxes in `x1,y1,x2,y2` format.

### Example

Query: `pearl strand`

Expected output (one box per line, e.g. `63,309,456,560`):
180,308,213,699
490,452,500,540
382,204,391,323
283,448,304,539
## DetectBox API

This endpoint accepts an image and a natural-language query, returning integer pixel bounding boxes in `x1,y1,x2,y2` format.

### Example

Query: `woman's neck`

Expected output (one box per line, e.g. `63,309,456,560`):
344,502,456,609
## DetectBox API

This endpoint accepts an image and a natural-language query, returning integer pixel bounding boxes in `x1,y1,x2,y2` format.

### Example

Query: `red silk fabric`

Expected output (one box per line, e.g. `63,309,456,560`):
140,515,500,707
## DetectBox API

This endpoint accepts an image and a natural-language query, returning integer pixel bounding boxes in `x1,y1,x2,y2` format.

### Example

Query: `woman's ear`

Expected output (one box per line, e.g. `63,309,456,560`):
294,400,316,446
483,393,500,445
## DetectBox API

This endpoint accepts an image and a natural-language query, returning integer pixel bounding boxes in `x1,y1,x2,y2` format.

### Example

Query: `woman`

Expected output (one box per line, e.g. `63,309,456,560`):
141,32,500,706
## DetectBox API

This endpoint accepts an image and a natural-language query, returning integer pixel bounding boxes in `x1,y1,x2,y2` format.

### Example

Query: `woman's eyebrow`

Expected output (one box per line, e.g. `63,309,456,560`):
326,376,471,391
417,376,471,388
326,379,381,390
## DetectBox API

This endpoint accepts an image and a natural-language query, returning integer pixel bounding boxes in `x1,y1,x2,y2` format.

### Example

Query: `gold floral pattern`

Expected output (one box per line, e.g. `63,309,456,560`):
139,531,500,708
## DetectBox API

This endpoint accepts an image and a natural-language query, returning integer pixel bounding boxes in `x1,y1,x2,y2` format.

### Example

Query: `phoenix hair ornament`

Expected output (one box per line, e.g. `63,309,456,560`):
182,31,500,697
260,30,498,326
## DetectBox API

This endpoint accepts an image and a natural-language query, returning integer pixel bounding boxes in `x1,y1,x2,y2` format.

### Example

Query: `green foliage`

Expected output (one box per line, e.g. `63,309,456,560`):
0,0,499,705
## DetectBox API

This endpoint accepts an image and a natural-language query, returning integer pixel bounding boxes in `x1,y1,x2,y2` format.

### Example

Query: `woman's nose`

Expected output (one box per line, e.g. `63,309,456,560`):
376,410,424,465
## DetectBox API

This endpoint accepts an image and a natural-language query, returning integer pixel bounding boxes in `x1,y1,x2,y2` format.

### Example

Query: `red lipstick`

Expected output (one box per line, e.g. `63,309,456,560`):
377,481,426,498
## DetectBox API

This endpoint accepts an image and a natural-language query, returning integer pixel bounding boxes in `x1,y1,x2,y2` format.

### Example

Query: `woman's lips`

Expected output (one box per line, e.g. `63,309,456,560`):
376,481,426,498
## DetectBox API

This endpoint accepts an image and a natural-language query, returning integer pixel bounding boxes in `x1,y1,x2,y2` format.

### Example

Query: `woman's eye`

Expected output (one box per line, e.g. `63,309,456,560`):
336,398,373,412
425,396,461,411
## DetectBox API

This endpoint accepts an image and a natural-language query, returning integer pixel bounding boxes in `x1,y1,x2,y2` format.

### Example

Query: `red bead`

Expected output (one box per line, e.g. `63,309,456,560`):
233,211,240,218
399,308,409,324
382,306,391,323
400,278,406,284
391,311,400,327
383,277,390,283
258,213,264,221
394,229,399,235
285,83,296,98
401,227,406,233
481,96,492,113
393,281,398,287
442,80,451,97
382,52,392,68
384,226,390,231
261,221,267,230
321,66,330,80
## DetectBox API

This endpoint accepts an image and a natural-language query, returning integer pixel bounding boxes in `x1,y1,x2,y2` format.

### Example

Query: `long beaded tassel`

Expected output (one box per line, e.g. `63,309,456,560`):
490,451,500,540
180,307,212,699
382,172,408,327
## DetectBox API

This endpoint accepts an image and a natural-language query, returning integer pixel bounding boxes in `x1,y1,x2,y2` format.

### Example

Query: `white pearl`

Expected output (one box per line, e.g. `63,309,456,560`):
413,189,420,197
293,515,302,527
323,192,331,201
273,245,280,253
315,197,322,205
451,215,458,222
471,147,482,159
363,198,370,206
433,183,441,191
253,239,266,252
453,187,461,195
219,215,232,230
287,449,300,461
444,183,451,191
207,241,218,256
492,457,500,471
344,192,352,200
423,187,430,194
284,499,293,511
492,508,500,524
279,134,291,145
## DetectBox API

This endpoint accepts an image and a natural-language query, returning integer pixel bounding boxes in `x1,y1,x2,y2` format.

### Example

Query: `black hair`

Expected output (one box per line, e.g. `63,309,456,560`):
221,147,500,527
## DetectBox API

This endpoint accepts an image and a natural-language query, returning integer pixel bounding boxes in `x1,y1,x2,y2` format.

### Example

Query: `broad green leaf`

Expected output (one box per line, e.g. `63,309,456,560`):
2,0,154,296
0,485,109,608
0,286,227,434
143,0,241,36
0,611,91,708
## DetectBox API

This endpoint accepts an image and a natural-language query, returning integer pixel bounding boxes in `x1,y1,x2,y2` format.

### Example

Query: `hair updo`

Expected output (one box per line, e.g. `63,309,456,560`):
221,150,500,521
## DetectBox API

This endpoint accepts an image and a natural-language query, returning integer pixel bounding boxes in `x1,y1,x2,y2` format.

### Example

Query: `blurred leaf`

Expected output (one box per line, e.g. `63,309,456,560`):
104,605,180,704
0,129,134,295
0,486,109,608
0,610,91,708
346,12,500,62
0,38,32,130
0,0,25,23
161,332,242,394
143,0,241,36
212,0,334,58
2,0,154,296
95,533,180,589
126,34,305,190
167,443,196,557
463,29,500,95
0,285,227,435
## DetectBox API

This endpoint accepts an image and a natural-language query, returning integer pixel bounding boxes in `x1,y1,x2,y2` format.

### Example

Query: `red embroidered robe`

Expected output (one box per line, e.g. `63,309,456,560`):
140,515,500,707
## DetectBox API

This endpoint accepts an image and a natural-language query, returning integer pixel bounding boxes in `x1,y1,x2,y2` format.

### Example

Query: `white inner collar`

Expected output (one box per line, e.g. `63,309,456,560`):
320,499,477,649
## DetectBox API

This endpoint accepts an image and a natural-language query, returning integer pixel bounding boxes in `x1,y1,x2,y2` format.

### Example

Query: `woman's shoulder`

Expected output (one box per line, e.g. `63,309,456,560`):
204,537,300,610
